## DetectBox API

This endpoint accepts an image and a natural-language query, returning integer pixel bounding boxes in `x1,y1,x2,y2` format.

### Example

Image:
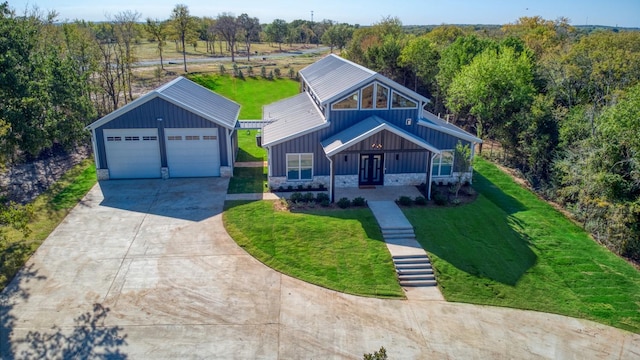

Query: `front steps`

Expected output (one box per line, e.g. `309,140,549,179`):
393,254,437,287
381,227,437,288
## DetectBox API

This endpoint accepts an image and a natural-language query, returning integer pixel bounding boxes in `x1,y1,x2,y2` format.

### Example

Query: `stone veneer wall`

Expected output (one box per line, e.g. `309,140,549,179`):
268,172,473,189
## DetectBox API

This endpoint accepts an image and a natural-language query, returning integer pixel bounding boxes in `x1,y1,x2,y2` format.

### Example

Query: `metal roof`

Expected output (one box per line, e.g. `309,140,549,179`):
238,120,274,129
87,76,240,130
321,116,441,156
262,93,327,146
299,54,376,103
418,110,483,144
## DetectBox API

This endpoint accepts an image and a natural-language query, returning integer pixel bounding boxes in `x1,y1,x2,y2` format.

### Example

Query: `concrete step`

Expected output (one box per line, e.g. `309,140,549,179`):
399,273,436,281
384,235,417,241
397,268,434,275
382,227,414,233
400,280,438,287
396,264,433,272
393,257,430,265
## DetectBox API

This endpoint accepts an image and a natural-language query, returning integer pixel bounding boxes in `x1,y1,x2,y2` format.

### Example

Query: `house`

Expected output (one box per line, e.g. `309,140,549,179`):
261,54,481,201
87,77,240,180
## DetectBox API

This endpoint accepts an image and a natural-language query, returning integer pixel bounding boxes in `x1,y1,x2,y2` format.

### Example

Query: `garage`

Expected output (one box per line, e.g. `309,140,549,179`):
104,128,161,179
87,76,240,181
165,128,220,177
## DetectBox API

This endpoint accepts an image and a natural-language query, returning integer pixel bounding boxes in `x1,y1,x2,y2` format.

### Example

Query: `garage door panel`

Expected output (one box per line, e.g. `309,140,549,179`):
104,129,161,179
165,128,220,177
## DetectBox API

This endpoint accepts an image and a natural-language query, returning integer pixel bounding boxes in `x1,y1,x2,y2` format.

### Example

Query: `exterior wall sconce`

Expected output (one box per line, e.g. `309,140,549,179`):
406,118,412,126
396,154,399,160
157,117,163,121
371,143,383,150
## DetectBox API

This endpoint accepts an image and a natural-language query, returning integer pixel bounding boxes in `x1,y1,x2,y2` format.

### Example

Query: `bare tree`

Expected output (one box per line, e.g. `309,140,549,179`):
214,13,239,62
145,18,167,69
112,10,140,102
170,4,195,72
237,13,260,61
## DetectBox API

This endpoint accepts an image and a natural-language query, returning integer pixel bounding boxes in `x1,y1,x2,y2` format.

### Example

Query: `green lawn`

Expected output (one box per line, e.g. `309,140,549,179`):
236,129,267,162
1,160,97,289
223,200,404,298
403,157,640,333
227,167,267,194
188,74,299,119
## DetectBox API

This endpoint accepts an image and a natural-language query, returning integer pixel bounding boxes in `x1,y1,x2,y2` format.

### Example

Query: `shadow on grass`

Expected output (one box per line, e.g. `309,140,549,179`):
227,167,267,194
407,173,537,286
236,148,264,162
1,265,128,359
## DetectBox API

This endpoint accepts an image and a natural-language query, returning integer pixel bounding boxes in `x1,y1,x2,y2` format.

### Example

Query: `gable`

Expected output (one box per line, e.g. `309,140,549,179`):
330,81,419,112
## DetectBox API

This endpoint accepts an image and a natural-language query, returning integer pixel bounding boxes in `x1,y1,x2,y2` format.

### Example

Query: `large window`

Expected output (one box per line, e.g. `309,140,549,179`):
432,151,454,177
332,92,358,109
391,91,417,109
287,153,313,181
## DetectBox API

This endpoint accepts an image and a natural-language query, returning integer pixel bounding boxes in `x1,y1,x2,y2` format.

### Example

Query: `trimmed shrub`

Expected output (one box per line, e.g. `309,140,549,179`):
397,196,412,206
320,199,331,207
352,197,367,207
337,197,351,209
303,192,315,203
434,193,447,206
289,192,304,202
316,193,330,203
414,196,427,206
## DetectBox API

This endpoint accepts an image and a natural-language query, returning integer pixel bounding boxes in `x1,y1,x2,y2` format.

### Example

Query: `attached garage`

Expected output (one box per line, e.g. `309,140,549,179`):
87,77,240,180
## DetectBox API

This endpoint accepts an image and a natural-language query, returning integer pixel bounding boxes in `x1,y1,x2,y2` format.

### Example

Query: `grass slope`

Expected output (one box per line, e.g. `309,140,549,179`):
404,157,640,333
188,74,299,119
236,129,267,162
1,160,97,289
223,200,404,298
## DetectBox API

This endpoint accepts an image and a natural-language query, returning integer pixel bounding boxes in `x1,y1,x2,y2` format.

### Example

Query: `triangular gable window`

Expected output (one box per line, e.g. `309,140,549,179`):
391,91,417,109
332,92,359,109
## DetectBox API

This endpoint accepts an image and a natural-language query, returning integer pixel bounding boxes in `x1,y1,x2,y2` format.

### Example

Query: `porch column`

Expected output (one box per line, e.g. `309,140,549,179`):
427,152,438,200
329,155,335,203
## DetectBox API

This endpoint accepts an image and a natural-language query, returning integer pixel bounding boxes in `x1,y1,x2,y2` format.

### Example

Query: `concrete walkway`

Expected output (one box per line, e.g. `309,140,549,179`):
2,179,639,358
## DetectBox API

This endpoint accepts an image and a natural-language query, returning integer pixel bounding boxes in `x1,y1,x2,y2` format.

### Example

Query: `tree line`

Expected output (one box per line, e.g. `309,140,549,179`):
342,16,640,262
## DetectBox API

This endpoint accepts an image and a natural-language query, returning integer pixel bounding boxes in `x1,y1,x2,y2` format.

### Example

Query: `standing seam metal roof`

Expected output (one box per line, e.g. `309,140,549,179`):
299,54,376,103
262,93,327,146
87,76,240,130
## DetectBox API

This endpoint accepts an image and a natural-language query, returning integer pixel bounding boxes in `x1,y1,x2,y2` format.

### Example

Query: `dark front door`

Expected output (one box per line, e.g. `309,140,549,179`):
359,153,384,186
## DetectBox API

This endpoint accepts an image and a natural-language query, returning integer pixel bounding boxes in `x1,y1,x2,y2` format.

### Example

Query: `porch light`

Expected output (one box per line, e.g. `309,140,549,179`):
157,117,163,121
371,143,383,150
406,118,412,125
396,154,399,160
344,155,348,162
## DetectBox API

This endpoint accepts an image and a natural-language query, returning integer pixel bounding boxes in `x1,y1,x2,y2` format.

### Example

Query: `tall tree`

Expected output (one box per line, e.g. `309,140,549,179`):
214,13,239,62
170,4,195,72
447,46,535,152
145,18,168,69
399,35,439,92
265,19,288,51
112,10,140,102
321,23,354,53
237,13,260,61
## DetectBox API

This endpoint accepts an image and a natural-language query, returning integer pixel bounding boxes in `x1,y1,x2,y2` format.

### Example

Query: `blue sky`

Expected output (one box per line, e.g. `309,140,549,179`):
9,0,640,27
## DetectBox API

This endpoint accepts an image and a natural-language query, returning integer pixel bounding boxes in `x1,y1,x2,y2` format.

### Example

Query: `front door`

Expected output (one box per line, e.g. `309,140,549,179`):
359,153,384,186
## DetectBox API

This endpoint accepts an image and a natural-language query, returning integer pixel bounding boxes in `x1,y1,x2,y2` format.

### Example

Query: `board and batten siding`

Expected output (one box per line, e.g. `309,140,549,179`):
94,97,230,169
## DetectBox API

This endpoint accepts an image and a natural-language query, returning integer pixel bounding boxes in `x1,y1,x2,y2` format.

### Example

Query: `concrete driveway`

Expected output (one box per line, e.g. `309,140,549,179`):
1,178,639,359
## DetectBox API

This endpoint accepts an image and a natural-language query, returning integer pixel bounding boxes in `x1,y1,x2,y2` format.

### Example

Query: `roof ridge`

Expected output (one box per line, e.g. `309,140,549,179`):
327,54,376,75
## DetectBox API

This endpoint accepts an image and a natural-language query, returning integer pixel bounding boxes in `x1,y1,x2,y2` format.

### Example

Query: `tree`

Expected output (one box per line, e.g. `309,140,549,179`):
112,10,140,102
452,141,472,198
214,13,239,62
145,18,168,69
321,23,353,53
447,46,535,153
265,19,288,51
237,13,260,61
170,4,196,72
399,35,439,92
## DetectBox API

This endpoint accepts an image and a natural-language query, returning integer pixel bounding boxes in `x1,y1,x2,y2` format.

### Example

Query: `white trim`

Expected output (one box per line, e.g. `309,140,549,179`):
431,150,455,178
390,90,418,109
262,121,330,147
226,128,233,172
331,90,359,111
417,119,482,144
427,153,438,200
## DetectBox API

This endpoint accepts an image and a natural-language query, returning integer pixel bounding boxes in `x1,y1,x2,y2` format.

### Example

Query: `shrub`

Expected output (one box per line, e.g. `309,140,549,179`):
288,68,295,78
303,192,315,203
337,197,351,209
274,68,281,77
318,184,326,190
219,64,226,75
397,196,412,206
268,70,274,80
320,199,331,207
289,192,304,202
260,66,267,78
287,185,293,191
451,198,461,206
352,197,367,207
247,66,254,76
236,69,244,80
316,193,330,203
434,193,447,206
277,186,284,192
414,196,427,205
297,184,304,190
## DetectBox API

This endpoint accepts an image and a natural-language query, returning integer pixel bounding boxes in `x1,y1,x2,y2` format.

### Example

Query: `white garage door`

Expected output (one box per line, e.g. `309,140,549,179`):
165,128,220,177
104,128,161,179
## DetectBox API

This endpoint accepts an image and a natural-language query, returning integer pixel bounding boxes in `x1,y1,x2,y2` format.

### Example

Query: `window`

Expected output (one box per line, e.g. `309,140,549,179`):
203,135,217,140
106,136,122,142
391,91,418,109
432,151,454,177
168,136,182,141
186,135,200,140
124,136,140,141
142,136,158,141
332,92,358,109
361,84,374,109
287,153,313,181
376,85,389,108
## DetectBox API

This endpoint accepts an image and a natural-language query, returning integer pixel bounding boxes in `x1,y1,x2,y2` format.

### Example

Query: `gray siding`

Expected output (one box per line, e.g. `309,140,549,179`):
95,97,230,168
415,125,471,150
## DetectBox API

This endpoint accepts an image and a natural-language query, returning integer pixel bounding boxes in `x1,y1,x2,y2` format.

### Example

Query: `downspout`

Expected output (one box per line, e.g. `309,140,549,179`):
227,128,233,173
427,152,438,200
328,155,335,203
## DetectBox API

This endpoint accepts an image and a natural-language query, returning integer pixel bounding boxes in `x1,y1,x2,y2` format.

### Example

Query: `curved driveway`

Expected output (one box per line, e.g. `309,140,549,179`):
1,178,638,358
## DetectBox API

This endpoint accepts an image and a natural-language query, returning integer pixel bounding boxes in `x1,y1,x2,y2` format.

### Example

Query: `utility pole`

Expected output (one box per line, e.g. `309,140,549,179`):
311,10,314,23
